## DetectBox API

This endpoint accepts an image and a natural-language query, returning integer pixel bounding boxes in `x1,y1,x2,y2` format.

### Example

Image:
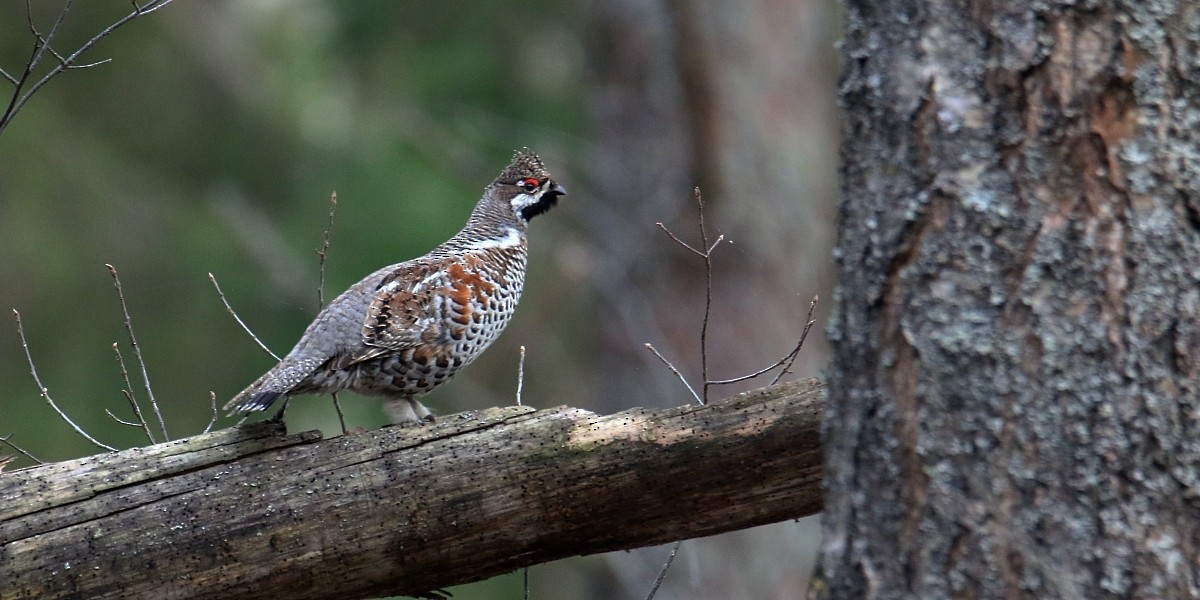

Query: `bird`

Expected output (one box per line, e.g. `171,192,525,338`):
224,148,566,425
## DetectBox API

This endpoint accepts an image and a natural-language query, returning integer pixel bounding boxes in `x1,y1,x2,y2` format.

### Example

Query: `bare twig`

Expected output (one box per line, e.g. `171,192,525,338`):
317,191,337,308
651,188,728,408
205,392,219,434
516,343,530,595
19,0,72,90
209,273,282,361
516,345,526,406
707,295,819,387
315,191,348,433
644,541,682,600
112,343,156,444
0,433,44,465
331,391,349,436
771,294,818,385
693,189,716,404
654,189,727,405
105,264,169,442
27,22,110,71
644,344,703,406
0,454,15,472
1,0,180,134
654,222,703,257
104,408,143,427
12,309,117,452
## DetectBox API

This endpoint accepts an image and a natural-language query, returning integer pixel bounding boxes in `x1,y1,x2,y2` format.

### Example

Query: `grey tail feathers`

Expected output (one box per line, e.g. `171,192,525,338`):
224,369,289,415
226,390,286,415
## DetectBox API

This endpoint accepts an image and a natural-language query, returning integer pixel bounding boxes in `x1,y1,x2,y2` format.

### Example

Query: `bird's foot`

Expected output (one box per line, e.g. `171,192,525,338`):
386,398,436,427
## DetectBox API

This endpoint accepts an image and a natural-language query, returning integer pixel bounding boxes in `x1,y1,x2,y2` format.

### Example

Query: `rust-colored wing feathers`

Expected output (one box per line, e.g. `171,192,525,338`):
345,256,497,367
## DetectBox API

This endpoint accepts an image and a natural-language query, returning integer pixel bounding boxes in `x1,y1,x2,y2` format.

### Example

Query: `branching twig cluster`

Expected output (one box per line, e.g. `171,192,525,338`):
106,264,169,442
640,187,817,599
9,194,347,464
645,188,816,405
0,0,179,135
8,265,180,463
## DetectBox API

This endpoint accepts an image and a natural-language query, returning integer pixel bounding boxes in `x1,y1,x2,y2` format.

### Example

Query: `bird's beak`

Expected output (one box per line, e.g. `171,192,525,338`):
547,182,567,197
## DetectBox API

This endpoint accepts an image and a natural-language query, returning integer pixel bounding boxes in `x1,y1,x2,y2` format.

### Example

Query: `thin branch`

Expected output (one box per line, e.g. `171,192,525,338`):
112,343,156,444
652,189,724,405
12,308,117,452
0,454,15,472
707,295,819,387
132,0,176,16
516,344,530,597
208,272,282,361
644,541,682,600
27,26,108,70
104,408,143,427
0,0,180,135
317,191,337,308
20,0,72,82
693,188,716,404
331,391,348,436
0,433,44,464
644,343,703,406
204,392,219,434
706,234,725,256
516,345,527,406
105,264,168,442
314,191,347,433
654,222,704,257
66,57,112,69
771,294,818,385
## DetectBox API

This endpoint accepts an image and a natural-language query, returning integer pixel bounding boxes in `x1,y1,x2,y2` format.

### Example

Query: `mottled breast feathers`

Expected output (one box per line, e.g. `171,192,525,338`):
336,247,522,370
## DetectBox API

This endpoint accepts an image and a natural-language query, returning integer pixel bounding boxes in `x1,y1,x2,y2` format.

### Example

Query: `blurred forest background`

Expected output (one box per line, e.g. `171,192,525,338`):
0,1,839,598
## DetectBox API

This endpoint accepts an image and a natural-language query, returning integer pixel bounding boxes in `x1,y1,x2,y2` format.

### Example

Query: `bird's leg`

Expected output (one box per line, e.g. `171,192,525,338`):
385,397,424,426
267,397,291,423
410,398,436,424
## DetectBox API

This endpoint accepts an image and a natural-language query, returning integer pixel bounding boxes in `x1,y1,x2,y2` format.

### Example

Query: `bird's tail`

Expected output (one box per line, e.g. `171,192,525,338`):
223,368,289,415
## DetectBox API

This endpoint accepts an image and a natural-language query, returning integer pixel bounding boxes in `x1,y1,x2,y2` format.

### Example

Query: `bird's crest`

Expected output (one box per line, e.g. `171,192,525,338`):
495,148,550,184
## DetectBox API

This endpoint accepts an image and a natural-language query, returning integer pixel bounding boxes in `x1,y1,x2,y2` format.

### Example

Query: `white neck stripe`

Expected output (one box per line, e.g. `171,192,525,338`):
465,227,523,250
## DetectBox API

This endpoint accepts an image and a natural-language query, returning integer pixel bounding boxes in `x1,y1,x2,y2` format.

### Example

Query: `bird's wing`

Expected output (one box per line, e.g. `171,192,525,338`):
331,262,446,368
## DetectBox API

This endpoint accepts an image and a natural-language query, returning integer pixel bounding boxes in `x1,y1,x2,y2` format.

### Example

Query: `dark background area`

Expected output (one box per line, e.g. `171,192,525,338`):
0,1,838,597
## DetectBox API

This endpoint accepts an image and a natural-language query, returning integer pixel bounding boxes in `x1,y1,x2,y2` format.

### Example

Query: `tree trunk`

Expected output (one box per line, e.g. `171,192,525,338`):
819,1,1200,598
1,380,822,600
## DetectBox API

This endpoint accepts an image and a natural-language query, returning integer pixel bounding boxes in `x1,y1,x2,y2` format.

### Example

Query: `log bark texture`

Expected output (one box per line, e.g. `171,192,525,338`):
821,1,1200,599
1,379,822,600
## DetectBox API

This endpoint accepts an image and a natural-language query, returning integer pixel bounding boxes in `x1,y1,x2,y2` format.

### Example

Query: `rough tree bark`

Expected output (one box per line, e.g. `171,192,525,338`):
1,380,822,600
819,1,1200,598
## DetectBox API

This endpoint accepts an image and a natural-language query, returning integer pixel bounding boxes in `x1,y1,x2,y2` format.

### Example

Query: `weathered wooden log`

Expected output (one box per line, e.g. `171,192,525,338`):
0,379,823,599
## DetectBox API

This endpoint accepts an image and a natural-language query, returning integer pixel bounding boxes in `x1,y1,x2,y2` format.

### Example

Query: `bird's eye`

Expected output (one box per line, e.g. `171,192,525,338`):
520,178,540,193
